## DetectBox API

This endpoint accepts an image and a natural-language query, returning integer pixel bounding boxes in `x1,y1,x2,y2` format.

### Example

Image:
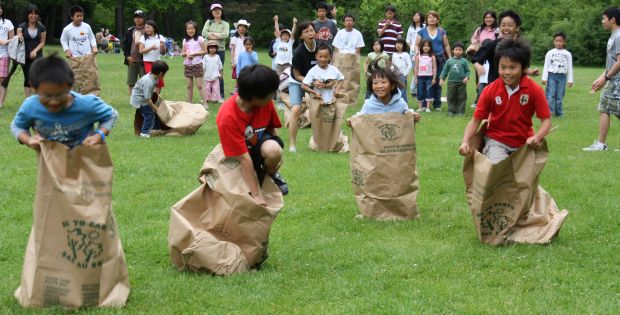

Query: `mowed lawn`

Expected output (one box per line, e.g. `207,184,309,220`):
0,48,619,314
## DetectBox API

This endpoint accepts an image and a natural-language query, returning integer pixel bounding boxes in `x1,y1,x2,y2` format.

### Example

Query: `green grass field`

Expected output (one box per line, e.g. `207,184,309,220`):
0,49,619,314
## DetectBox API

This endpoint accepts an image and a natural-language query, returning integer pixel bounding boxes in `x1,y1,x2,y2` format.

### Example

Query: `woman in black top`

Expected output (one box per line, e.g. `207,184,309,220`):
16,4,46,97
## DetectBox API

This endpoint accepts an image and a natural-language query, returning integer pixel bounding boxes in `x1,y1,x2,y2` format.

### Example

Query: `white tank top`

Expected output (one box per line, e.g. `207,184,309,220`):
417,55,433,77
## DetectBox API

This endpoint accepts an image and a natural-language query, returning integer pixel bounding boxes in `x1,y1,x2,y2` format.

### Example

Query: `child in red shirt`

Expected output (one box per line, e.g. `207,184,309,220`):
216,64,288,205
459,38,552,163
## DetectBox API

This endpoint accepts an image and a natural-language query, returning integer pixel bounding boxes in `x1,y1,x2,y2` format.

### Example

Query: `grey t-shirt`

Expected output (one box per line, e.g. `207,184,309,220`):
313,19,337,46
607,29,620,79
130,74,157,108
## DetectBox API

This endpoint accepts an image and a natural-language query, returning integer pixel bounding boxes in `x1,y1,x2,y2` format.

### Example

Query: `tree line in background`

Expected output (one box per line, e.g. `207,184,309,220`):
2,0,617,66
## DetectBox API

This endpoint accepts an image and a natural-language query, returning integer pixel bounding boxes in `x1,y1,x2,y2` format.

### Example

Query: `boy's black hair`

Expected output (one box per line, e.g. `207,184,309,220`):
238,64,279,101
295,21,316,40
29,53,74,88
453,41,464,49
553,31,566,41
343,14,355,22
184,20,199,41
316,1,328,11
151,60,169,75
494,37,531,70
385,5,396,13
603,7,620,25
395,37,408,52
70,5,84,17
243,36,255,46
316,42,332,56
498,10,521,27
366,65,404,96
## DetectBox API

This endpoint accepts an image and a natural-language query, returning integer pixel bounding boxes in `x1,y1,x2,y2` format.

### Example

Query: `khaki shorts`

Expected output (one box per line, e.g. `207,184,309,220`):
127,62,145,86
482,137,519,164
598,79,620,116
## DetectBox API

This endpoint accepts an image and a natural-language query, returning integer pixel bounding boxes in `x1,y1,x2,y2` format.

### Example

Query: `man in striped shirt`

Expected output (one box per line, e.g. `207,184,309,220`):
377,5,403,55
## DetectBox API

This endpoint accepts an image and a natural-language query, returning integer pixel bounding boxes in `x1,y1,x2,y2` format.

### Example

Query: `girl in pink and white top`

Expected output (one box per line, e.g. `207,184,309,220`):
139,20,166,92
230,19,249,81
181,21,208,106
468,10,499,56
0,3,14,107
414,39,437,111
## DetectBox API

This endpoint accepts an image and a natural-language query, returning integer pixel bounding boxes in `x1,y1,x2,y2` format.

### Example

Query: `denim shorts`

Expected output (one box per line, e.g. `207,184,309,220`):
288,81,303,108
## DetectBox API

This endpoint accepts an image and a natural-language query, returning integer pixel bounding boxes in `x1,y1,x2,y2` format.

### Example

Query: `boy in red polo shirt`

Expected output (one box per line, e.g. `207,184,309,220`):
459,38,551,163
216,64,288,206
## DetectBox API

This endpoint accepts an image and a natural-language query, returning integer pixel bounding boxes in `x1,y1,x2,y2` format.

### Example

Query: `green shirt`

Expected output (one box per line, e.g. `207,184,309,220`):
440,57,470,83
201,20,230,51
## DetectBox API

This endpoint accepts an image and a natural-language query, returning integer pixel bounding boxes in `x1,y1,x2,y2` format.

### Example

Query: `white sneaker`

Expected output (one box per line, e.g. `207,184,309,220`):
139,133,150,138
471,103,477,108
288,146,296,153
582,141,607,151
434,107,441,112
425,108,431,112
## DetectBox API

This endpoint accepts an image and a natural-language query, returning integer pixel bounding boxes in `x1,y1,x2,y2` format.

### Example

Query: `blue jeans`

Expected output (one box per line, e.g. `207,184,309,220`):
432,55,447,109
217,50,226,98
399,75,408,103
139,105,157,135
545,72,566,117
416,76,433,108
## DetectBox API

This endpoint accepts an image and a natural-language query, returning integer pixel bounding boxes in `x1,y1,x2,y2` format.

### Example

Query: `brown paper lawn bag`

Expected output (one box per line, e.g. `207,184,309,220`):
15,142,129,308
151,93,209,136
281,91,311,129
307,94,349,153
334,53,361,105
68,54,100,95
463,140,569,245
168,144,284,275
349,112,420,220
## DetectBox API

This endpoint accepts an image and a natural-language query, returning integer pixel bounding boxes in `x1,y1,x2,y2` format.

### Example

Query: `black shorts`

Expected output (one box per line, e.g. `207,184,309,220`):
247,133,284,185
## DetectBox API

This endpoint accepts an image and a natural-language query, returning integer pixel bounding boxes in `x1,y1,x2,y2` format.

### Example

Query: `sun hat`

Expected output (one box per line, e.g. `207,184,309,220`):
234,19,251,29
210,3,223,12
207,40,219,48
281,29,292,35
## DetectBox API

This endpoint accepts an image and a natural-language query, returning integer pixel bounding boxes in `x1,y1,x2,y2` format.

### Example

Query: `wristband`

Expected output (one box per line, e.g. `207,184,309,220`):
95,129,106,142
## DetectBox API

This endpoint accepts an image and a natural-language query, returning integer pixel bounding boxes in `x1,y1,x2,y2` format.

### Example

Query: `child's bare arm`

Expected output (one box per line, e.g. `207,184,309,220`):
459,118,482,156
527,118,552,149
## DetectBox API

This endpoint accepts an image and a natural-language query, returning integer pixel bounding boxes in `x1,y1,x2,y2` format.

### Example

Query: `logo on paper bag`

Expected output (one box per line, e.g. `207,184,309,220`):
61,220,107,269
477,202,514,236
320,105,336,123
519,94,529,105
351,169,365,186
378,123,400,141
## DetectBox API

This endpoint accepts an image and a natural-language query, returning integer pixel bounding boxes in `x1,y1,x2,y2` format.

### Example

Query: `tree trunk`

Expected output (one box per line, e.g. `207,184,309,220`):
46,5,58,41
61,0,71,28
115,0,124,38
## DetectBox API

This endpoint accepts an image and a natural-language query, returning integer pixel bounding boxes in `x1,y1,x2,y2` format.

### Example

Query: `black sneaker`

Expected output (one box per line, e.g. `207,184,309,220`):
272,172,289,195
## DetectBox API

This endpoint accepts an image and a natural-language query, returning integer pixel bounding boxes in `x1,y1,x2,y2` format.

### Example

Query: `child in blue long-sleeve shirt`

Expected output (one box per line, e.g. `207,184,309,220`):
11,54,118,150
236,37,259,77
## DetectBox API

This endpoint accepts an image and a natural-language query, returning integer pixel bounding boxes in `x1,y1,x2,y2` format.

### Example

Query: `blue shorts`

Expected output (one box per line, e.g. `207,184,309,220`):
288,81,303,108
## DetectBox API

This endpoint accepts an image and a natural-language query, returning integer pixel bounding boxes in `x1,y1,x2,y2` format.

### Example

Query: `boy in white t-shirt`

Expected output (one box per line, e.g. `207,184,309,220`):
332,14,365,56
273,15,297,76
302,43,344,104
60,5,97,58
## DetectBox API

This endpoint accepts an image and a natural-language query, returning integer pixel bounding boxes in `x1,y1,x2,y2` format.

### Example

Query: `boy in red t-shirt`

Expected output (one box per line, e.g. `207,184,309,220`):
216,64,288,205
459,38,552,163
